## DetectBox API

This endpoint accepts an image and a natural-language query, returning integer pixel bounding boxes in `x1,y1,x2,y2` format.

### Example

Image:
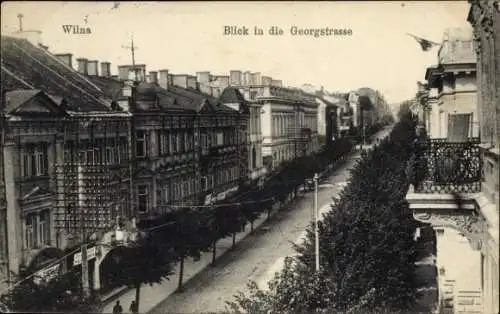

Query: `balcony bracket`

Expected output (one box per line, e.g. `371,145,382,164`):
408,185,487,252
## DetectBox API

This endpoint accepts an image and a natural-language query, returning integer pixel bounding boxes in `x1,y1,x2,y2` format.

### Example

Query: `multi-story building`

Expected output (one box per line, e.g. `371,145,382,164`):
248,85,319,170
220,87,266,188
98,65,250,208
405,12,499,314
1,35,133,294
421,28,479,140
337,95,354,138
314,94,339,146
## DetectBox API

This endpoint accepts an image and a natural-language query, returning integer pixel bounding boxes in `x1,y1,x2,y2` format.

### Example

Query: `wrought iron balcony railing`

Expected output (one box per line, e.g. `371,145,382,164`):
409,137,482,194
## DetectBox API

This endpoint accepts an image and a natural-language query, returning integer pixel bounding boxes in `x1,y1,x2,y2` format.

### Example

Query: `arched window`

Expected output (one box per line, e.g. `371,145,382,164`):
252,147,257,169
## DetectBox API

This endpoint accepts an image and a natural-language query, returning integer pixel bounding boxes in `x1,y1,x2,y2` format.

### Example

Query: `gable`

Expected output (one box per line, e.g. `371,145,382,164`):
198,99,215,113
8,91,68,117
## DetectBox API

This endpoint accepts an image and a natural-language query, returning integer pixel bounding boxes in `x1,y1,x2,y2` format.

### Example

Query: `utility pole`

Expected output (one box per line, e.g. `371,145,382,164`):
122,36,139,81
313,172,319,272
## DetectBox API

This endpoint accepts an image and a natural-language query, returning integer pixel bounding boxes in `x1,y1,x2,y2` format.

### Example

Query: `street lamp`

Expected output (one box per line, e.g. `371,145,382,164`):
313,172,319,272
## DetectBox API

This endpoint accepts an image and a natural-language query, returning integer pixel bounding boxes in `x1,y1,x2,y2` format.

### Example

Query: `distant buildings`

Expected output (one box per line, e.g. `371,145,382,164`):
197,70,319,171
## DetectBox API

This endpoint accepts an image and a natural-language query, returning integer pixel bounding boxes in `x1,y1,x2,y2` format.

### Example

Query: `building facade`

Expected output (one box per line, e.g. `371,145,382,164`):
220,87,266,187
423,28,479,140
252,85,319,170
406,14,499,314
1,35,134,294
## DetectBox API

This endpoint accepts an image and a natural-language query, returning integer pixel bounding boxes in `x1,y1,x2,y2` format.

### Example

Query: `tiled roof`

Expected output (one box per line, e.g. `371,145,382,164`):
1,36,111,112
87,75,124,101
167,85,236,113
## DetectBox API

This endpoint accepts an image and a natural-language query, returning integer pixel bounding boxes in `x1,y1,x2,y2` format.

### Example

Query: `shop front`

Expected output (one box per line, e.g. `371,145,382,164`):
23,247,65,285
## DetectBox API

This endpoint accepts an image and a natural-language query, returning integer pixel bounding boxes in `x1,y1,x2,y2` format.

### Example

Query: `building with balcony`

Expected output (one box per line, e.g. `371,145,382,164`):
405,13,499,314
1,35,133,293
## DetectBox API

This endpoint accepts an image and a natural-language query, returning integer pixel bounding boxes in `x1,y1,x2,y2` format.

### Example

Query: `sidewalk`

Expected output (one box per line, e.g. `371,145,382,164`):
100,149,362,314
100,204,282,314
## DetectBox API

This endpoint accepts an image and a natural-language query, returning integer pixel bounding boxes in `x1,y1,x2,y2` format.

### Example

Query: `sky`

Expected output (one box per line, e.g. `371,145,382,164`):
1,1,471,104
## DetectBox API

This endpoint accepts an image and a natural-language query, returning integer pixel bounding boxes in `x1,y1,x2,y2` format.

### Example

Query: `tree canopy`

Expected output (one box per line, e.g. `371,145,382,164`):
226,108,419,313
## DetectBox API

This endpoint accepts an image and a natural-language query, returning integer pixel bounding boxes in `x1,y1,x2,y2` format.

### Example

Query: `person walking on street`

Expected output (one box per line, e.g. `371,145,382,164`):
113,300,123,314
129,300,138,314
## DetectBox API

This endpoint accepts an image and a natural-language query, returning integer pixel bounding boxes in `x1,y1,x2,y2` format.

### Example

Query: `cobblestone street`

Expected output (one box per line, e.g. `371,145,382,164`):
148,128,392,314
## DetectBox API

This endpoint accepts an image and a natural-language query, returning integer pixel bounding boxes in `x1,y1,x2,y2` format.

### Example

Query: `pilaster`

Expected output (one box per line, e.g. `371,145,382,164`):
3,141,21,275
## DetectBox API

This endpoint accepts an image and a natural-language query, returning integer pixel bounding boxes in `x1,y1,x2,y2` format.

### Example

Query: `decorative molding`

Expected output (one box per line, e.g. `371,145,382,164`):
413,210,486,251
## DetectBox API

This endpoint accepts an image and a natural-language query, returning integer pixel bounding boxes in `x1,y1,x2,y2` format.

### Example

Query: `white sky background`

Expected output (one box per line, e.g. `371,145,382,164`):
1,1,471,104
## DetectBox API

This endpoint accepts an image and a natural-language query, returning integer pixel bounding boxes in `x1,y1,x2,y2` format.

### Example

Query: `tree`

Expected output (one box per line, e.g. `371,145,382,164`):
106,231,176,311
0,270,101,313
164,207,213,291
226,108,420,313
208,203,246,264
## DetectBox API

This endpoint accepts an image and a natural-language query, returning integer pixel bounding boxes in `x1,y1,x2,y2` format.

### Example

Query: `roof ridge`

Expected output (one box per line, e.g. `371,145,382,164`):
10,40,110,109
41,47,104,93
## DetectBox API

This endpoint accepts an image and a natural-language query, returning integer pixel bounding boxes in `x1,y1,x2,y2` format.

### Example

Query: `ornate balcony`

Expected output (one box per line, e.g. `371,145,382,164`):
409,138,482,194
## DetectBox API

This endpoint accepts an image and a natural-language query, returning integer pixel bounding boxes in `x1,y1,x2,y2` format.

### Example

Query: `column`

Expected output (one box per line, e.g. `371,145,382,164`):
3,142,22,275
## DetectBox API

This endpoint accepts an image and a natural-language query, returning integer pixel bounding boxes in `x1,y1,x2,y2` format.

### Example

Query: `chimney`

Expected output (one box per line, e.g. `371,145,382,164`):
187,75,197,89
158,69,169,90
196,71,211,84
229,70,242,86
55,53,73,68
87,60,99,76
76,58,88,75
117,66,129,81
100,62,111,77
262,76,272,86
172,74,188,88
149,71,158,84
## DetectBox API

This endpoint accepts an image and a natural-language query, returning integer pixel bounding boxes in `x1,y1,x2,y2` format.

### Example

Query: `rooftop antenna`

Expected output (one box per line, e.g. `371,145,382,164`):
17,13,23,31
122,35,139,81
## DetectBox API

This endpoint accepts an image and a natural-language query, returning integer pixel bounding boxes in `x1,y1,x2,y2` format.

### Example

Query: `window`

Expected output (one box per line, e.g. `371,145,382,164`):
177,133,182,152
106,147,114,164
163,184,170,204
172,133,178,154
39,210,50,246
21,145,48,178
136,131,147,158
201,133,208,153
25,214,37,249
252,147,257,169
201,176,208,191
183,181,189,198
183,132,188,152
137,185,149,213
217,132,224,146
156,132,162,156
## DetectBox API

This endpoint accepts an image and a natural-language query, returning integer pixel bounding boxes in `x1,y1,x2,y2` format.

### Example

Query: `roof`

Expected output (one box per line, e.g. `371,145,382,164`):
3,89,41,113
219,87,246,104
1,36,111,112
87,75,124,101
3,89,69,117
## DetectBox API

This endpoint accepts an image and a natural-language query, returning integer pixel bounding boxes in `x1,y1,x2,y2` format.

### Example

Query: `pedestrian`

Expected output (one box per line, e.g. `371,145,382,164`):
129,300,138,314
113,300,123,314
